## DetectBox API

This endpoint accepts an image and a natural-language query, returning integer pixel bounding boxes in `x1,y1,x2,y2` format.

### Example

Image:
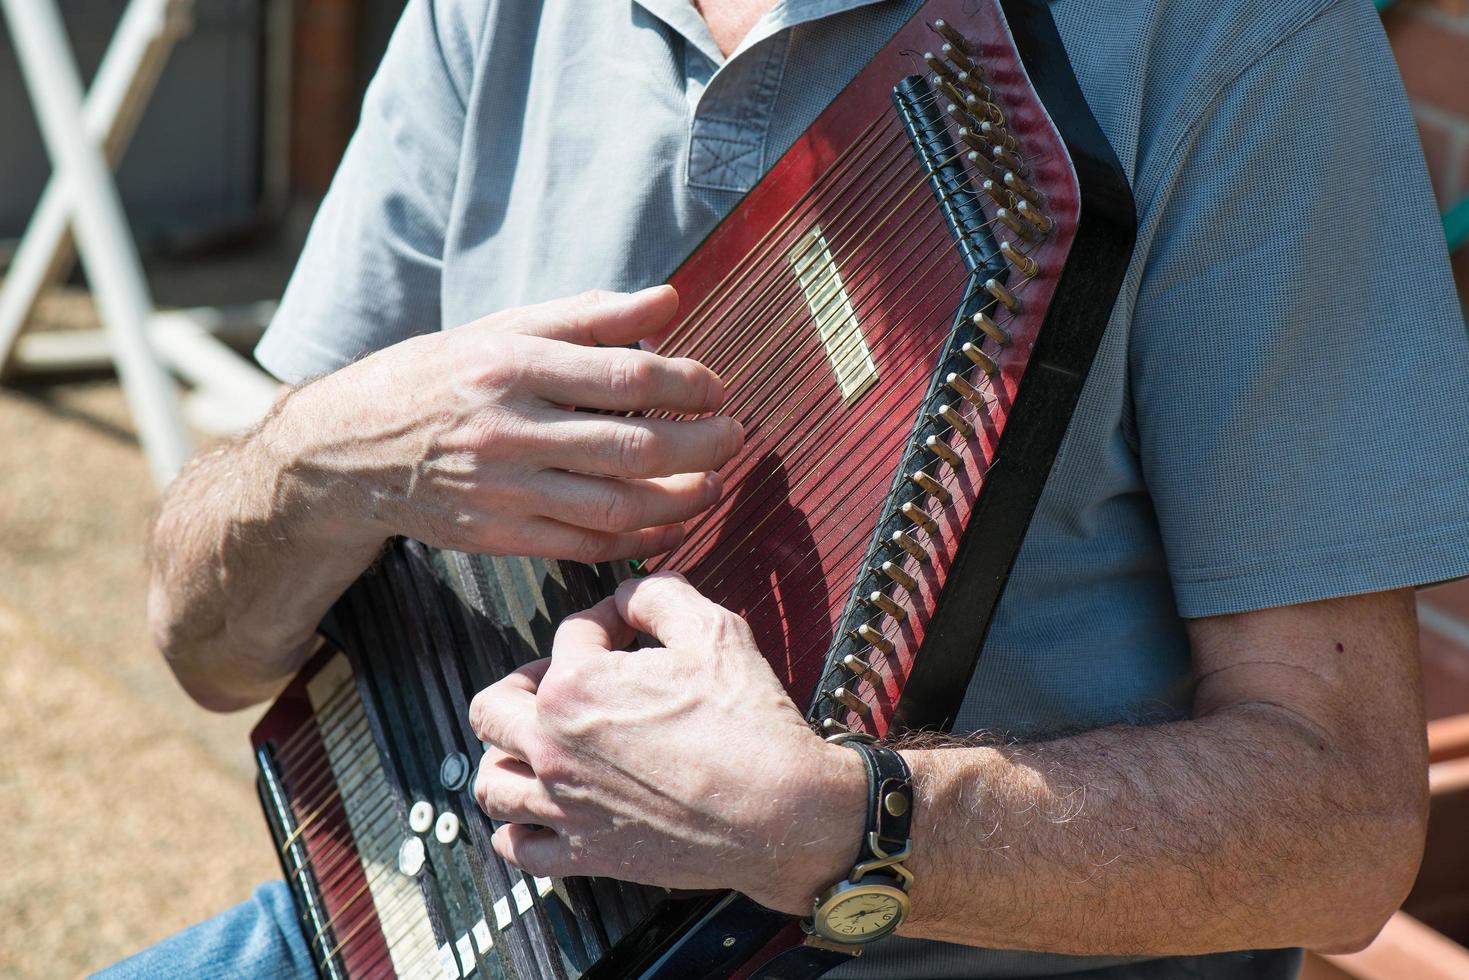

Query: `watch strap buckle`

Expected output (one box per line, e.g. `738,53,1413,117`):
851,833,914,889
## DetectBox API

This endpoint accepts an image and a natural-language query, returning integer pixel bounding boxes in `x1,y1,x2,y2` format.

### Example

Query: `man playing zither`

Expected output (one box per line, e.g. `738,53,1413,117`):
117,0,1469,977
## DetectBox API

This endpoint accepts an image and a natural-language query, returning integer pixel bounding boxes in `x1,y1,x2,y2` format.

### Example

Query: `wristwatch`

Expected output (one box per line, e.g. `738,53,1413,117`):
808,736,914,946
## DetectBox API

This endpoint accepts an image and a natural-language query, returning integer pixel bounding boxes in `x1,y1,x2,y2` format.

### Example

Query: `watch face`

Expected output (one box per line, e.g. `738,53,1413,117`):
818,884,908,942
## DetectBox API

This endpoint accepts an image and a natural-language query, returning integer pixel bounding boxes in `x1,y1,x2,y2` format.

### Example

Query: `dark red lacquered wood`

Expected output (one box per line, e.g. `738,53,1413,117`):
646,0,1080,738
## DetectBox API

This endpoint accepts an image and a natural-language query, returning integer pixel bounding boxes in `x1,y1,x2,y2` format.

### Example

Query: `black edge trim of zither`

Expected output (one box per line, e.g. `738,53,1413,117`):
256,744,346,980
890,0,1138,733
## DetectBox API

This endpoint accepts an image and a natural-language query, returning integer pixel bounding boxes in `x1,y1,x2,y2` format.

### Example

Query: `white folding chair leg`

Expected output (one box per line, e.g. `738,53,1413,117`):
0,0,190,379
2,0,191,486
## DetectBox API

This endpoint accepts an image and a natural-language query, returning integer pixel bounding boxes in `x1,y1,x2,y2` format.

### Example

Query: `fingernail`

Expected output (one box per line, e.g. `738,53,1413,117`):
724,417,745,455
703,470,724,507
655,524,685,553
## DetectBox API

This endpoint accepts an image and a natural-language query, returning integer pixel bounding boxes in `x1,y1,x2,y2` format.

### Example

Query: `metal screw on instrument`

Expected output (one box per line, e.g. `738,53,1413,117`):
723,936,737,948
440,751,470,791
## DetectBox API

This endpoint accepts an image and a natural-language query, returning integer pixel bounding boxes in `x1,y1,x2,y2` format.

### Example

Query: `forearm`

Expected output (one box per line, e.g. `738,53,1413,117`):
146,288,741,712
896,702,1425,954
147,389,385,711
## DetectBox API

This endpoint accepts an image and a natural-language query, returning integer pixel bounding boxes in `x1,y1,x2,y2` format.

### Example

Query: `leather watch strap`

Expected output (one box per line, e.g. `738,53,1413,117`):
848,741,913,859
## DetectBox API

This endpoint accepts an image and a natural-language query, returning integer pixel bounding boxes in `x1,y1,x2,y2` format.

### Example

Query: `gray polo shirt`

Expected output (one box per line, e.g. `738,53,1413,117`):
256,0,1469,976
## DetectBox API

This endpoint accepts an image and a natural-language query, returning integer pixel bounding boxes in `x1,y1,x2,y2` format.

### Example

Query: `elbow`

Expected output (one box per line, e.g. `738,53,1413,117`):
147,576,255,713
1309,765,1429,954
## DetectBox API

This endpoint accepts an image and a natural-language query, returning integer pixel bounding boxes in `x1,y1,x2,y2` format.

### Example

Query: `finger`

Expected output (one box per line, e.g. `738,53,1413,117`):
523,343,727,415
502,517,687,564
615,571,739,649
467,675,541,761
535,414,743,480
493,823,579,878
497,286,679,348
474,749,566,825
529,470,723,533
555,596,637,654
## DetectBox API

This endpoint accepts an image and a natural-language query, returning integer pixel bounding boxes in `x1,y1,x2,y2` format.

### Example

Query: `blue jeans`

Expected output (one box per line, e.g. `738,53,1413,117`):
95,881,312,979
95,880,1304,979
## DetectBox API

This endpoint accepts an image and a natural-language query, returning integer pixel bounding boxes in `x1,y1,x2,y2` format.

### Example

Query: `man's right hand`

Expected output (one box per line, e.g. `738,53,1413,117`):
268,285,741,562
149,285,740,710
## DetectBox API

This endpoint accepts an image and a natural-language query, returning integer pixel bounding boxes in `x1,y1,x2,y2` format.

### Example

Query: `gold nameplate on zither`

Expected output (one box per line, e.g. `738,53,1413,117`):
789,228,879,403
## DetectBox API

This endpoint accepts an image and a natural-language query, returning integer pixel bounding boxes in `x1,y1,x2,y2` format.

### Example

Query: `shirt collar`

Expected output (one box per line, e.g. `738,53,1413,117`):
633,0,893,67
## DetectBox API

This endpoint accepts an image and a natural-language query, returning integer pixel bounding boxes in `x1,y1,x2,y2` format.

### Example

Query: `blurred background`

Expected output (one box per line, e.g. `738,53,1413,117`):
0,0,1466,977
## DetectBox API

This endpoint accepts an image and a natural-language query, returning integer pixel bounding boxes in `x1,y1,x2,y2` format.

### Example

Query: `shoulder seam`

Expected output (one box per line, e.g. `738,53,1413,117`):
1134,0,1356,208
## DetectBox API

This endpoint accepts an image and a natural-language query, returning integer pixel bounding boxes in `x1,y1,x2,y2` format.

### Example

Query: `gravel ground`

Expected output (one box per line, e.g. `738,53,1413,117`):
0,294,280,977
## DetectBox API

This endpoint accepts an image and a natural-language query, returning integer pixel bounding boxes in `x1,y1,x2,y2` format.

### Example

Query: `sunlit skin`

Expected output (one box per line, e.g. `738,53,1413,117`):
147,0,1425,959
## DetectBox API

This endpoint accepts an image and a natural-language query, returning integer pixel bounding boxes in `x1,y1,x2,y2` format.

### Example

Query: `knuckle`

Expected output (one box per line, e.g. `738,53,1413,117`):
569,530,613,565
473,760,495,812
576,288,617,312
467,690,491,738
606,353,655,402
612,424,658,477
711,609,752,645
593,486,640,531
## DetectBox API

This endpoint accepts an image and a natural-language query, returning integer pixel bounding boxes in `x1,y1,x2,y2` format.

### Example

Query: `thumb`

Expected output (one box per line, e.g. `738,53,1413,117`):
491,286,680,347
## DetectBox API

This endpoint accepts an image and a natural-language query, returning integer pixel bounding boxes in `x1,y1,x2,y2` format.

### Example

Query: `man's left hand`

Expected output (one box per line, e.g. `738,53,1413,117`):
467,571,865,915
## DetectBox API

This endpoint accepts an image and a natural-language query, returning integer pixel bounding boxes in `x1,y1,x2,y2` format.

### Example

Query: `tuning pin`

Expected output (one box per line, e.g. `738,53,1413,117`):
926,434,961,468
939,78,968,106
966,150,999,180
830,687,874,722
985,278,1022,313
982,120,1017,152
996,207,1032,239
991,144,1024,174
957,126,986,153
882,560,919,594
936,403,973,438
842,653,880,682
867,590,907,621
1000,241,1037,277
922,50,952,78
910,469,952,504
890,530,927,563
982,179,1016,208
821,717,851,737
963,342,999,376
940,41,973,72
1004,170,1043,204
933,19,970,51
900,501,938,535
1017,200,1054,234
956,69,988,97
856,623,897,655
972,310,1010,346
946,372,985,408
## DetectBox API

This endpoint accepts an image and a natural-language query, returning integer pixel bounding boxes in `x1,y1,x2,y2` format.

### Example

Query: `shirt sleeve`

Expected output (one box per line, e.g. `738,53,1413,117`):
1130,0,1469,618
253,0,483,383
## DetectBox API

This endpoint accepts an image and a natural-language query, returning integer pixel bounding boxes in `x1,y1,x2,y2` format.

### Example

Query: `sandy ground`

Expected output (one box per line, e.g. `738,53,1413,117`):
0,210,306,977
0,295,281,977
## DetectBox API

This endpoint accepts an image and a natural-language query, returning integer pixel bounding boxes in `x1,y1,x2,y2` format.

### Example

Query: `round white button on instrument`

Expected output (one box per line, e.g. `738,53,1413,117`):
409,799,435,834
435,811,461,845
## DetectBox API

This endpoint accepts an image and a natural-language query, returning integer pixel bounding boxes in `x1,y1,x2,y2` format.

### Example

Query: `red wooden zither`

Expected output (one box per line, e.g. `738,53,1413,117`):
248,0,1137,974
646,0,1080,737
